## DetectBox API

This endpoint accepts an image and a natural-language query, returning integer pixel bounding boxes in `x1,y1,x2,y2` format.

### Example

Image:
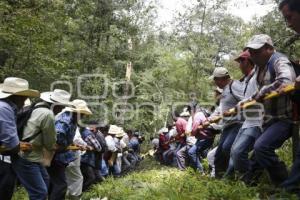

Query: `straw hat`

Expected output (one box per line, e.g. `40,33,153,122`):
64,99,92,115
40,89,72,106
116,128,126,138
108,125,121,135
0,77,40,99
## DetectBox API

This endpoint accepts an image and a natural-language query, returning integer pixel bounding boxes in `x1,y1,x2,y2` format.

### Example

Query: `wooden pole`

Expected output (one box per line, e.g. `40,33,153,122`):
119,38,133,125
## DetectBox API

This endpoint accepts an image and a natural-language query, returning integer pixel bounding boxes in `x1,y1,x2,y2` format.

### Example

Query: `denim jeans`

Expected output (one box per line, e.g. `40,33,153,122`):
231,126,261,174
188,138,214,172
106,160,121,176
214,124,241,177
176,145,190,170
162,149,176,166
0,160,16,200
12,156,49,200
254,120,292,185
80,163,96,191
47,160,67,200
127,152,138,167
100,159,109,177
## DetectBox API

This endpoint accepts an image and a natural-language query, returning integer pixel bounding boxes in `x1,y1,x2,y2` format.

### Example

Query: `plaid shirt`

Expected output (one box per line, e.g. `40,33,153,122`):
81,128,102,152
80,128,102,168
256,52,296,123
54,111,77,165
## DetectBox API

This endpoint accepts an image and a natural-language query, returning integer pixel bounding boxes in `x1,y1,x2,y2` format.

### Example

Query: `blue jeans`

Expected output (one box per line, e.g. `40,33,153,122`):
100,159,109,177
214,124,241,177
12,156,49,200
231,126,261,174
113,163,121,176
176,145,190,170
188,138,214,172
47,160,67,200
0,160,16,200
162,149,176,165
254,120,292,185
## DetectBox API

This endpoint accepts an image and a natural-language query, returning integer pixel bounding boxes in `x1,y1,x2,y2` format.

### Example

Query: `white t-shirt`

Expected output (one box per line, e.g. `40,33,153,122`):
105,135,117,152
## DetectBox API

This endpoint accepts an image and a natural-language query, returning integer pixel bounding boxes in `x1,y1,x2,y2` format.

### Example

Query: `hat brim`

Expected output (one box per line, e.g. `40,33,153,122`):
64,107,93,115
209,74,229,80
40,92,71,106
116,133,125,138
234,56,241,62
0,91,12,99
246,43,265,50
108,132,118,135
0,89,40,99
40,92,55,103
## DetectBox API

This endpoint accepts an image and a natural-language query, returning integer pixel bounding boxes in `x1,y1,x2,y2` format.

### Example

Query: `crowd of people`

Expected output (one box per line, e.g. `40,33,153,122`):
0,81,144,200
0,0,300,200
152,0,300,197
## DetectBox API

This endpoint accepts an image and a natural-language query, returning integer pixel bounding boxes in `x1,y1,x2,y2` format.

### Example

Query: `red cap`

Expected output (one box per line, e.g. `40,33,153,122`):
234,50,251,62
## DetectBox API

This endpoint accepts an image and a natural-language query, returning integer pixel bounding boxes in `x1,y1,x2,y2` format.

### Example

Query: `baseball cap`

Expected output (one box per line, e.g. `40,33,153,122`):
234,50,251,62
210,67,229,79
245,34,274,50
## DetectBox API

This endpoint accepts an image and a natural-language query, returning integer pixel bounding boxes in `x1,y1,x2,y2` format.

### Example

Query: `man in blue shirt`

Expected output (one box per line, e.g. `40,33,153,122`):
0,77,39,200
47,99,92,200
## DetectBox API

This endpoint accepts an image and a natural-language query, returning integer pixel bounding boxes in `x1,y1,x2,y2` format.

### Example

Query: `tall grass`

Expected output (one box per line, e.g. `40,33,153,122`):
12,139,297,200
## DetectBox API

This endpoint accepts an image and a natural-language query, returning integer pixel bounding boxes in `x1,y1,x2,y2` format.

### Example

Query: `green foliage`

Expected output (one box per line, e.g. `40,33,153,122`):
251,7,300,60
1,0,299,137
12,144,298,200
79,157,297,200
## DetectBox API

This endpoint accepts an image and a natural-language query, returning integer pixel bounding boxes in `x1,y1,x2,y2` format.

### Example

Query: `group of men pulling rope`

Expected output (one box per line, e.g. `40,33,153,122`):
152,0,300,197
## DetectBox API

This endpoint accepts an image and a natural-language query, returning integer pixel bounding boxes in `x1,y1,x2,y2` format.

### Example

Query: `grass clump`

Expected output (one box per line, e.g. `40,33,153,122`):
82,158,297,200
13,139,298,200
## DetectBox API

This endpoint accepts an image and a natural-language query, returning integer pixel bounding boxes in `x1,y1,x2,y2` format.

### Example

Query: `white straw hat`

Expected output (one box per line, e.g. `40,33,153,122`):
64,99,92,115
0,77,40,99
116,128,126,138
40,89,72,106
108,125,121,135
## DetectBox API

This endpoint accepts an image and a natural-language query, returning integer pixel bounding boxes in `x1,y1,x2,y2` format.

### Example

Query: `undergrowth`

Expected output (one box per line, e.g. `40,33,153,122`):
12,139,297,200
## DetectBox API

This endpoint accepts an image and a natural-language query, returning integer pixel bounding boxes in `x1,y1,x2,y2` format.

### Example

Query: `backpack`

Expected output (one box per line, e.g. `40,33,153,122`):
17,103,50,142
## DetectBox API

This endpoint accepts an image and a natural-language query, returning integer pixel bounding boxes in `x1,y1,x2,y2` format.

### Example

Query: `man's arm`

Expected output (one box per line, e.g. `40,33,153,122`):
257,57,295,99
